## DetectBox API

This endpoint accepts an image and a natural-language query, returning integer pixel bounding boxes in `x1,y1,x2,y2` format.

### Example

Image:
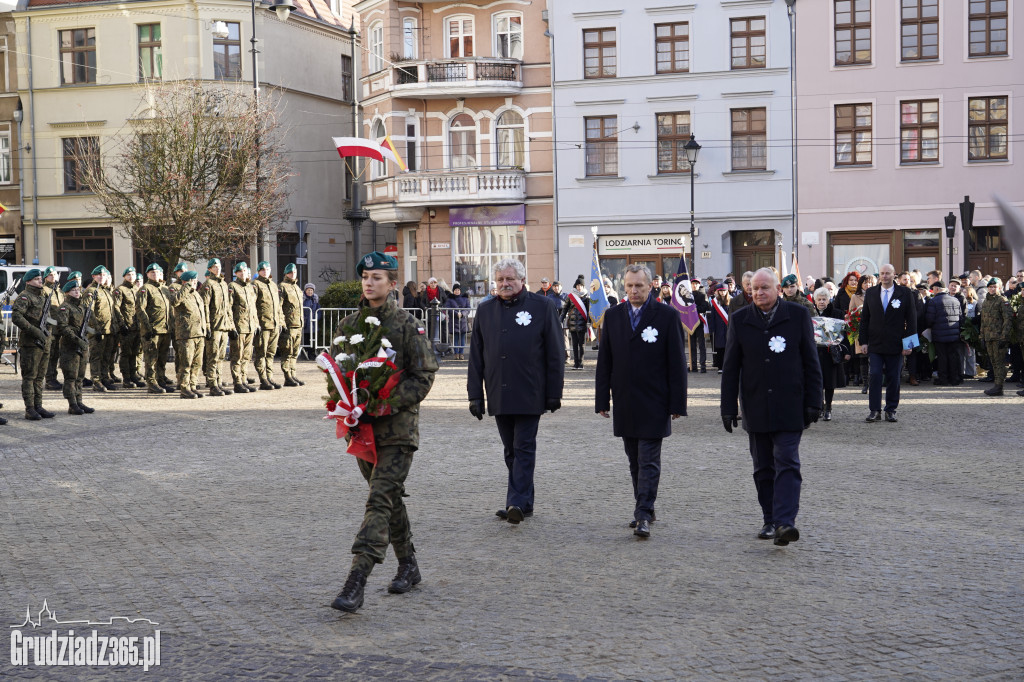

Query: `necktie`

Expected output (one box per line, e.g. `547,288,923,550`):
882,288,890,310
631,306,641,330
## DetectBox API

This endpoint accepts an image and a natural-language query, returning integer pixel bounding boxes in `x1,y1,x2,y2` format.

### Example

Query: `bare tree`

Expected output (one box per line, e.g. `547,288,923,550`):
77,80,293,268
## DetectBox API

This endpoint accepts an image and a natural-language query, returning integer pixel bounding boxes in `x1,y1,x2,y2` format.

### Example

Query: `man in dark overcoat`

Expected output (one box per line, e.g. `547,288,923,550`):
858,263,917,422
468,257,565,524
721,268,822,546
596,264,687,538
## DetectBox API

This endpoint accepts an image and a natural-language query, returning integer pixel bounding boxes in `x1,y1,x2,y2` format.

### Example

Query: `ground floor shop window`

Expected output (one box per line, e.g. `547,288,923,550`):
831,240,891,282
454,225,526,304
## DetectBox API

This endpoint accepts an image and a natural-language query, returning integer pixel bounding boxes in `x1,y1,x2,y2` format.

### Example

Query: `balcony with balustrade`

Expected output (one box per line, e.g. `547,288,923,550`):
365,167,527,224
389,58,522,99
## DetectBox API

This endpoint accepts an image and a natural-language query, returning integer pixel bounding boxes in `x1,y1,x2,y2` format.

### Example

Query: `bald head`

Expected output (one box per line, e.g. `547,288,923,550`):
879,264,895,288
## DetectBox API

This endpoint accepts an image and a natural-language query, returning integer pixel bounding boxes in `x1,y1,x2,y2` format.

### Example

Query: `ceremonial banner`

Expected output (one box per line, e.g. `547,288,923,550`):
589,243,610,327
670,254,701,335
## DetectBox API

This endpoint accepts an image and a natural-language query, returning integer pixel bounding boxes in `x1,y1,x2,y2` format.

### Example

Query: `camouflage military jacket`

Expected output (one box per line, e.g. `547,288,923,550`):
980,294,1012,342
174,286,209,341
784,291,815,313
58,296,88,348
229,279,260,334
43,283,66,308
86,282,119,334
279,280,303,328
331,299,438,450
201,274,235,332
136,281,171,335
253,276,284,329
115,283,138,329
11,284,51,344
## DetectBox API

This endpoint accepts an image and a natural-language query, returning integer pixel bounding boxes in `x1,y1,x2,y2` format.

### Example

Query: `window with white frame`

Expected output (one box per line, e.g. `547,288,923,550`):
496,110,524,168
494,13,523,59
449,113,477,169
330,0,342,17
371,120,387,179
369,22,384,73
447,16,474,58
403,18,417,59
0,132,11,183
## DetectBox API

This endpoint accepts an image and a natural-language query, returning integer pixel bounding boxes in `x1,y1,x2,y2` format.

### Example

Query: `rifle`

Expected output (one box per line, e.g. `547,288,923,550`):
0,277,20,307
36,292,53,349
76,305,94,357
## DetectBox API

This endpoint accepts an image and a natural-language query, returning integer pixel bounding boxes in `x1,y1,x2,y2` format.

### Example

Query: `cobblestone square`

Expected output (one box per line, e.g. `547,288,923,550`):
1,362,1021,680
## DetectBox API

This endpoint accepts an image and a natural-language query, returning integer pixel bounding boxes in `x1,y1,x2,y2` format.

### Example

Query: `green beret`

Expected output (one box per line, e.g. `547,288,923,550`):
174,262,187,273
234,261,248,273
207,258,221,269
62,280,80,293
91,265,109,276
24,268,42,282
356,251,397,276
145,263,162,273
258,260,271,270
43,266,57,277
987,278,1000,286
180,270,198,282
123,266,136,277
283,263,297,275
69,271,82,281
781,274,798,287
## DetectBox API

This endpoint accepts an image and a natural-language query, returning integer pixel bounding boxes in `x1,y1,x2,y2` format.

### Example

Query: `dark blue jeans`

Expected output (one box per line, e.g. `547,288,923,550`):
868,352,904,412
748,431,802,527
494,414,540,512
623,437,662,522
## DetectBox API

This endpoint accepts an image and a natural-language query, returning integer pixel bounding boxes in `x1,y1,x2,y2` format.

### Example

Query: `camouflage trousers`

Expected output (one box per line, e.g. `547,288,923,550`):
230,332,255,385
204,330,229,388
351,445,415,575
176,337,205,393
143,333,172,386
254,328,280,383
60,347,88,404
118,329,142,383
986,341,1007,386
45,336,61,381
280,327,302,377
89,332,117,382
19,338,50,408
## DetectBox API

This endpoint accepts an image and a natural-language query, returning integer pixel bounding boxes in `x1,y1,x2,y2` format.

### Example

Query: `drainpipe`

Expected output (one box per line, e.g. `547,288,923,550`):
543,12,558,280
345,24,368,278
27,15,39,265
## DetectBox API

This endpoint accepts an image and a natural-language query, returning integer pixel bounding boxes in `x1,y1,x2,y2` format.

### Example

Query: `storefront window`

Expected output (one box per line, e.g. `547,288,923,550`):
832,242,890,282
454,225,527,304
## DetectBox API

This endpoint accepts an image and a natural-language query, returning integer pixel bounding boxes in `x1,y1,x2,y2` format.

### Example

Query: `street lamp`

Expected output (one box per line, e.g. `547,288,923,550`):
684,133,701,278
785,0,798,268
251,0,295,264
944,211,956,281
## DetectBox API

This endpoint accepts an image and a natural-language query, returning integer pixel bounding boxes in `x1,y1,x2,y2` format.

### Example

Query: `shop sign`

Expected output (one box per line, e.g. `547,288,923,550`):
449,204,525,227
598,234,691,256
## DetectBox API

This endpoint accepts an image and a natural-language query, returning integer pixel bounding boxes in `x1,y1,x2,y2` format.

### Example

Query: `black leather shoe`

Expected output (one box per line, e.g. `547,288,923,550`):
861,386,868,394
865,411,882,422
496,509,533,520
35,406,55,419
757,523,776,539
388,555,422,594
628,511,656,528
634,519,651,538
24,407,41,421
884,411,898,422
68,404,84,415
78,403,95,414
505,505,525,524
822,409,832,421
773,525,799,546
331,569,367,613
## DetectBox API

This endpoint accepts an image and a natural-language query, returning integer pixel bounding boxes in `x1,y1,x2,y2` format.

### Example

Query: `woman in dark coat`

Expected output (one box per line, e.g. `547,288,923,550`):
560,278,592,369
301,283,320,356
402,281,419,310
441,283,470,359
811,287,850,421
706,283,731,372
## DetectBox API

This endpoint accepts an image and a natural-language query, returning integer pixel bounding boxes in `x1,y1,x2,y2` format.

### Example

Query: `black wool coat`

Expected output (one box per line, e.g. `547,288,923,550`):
858,285,918,355
467,291,565,415
595,300,688,439
720,300,823,433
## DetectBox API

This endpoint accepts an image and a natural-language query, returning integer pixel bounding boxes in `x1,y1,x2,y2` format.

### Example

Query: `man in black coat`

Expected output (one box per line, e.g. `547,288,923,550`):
721,268,822,546
858,263,918,422
468,258,565,524
596,265,687,538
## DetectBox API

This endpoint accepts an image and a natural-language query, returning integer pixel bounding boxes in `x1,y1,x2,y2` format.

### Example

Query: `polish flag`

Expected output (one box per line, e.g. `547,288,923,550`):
333,137,385,162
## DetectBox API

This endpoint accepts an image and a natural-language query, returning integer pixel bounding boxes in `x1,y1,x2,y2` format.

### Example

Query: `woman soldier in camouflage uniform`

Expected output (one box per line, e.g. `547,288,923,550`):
57,280,95,415
330,251,439,614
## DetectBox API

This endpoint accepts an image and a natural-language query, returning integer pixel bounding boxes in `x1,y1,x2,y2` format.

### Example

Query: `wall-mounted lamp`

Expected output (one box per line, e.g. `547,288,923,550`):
270,0,295,22
428,209,436,219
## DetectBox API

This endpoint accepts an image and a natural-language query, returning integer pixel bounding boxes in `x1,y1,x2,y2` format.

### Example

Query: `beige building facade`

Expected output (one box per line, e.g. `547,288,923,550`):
0,13,21,266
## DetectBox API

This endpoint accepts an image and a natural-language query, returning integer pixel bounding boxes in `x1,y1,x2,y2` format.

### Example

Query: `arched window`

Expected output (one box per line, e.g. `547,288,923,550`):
449,113,477,169
494,13,523,59
446,16,474,58
371,120,387,179
495,110,524,168
369,22,384,73
403,18,417,59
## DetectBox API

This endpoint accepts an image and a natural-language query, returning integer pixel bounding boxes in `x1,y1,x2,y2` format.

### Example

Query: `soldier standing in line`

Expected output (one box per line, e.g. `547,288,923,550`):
114,266,145,388
86,266,121,392
56,280,95,415
330,251,439,614
252,260,284,390
980,277,1013,397
167,262,188,379
42,266,66,391
11,268,57,420
201,258,236,396
278,262,305,387
136,263,175,394
173,270,208,399
228,262,259,393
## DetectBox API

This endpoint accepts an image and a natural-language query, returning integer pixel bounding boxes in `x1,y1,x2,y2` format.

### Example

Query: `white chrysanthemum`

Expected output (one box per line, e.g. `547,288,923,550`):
365,316,381,326
380,338,392,349
333,335,347,345
641,326,659,343
349,334,364,345
335,353,349,364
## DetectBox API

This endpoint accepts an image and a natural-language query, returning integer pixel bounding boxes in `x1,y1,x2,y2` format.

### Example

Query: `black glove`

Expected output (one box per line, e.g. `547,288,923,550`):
546,399,561,413
804,407,820,428
228,330,239,340
26,326,46,342
722,415,738,433
76,337,89,351
469,399,485,420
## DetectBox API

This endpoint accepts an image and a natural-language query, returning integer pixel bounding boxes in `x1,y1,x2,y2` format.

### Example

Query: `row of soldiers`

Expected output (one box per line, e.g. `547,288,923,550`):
2,259,307,423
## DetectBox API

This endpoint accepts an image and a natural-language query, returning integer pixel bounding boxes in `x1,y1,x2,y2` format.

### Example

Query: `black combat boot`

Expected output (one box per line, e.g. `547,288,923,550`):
388,555,422,594
234,383,250,394
331,569,367,613
0,414,7,425
93,381,108,393
270,380,282,389
208,385,225,397
984,384,1004,397
148,383,165,394
246,377,257,385
283,376,299,387
35,406,55,419
24,407,41,421
259,381,274,391
293,375,305,386
78,402,95,414
45,378,63,391
101,379,117,391
68,403,84,415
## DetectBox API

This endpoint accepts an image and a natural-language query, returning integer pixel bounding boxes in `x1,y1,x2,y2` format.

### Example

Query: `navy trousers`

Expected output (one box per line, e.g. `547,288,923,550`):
494,414,540,512
748,431,802,527
868,352,904,412
623,437,662,522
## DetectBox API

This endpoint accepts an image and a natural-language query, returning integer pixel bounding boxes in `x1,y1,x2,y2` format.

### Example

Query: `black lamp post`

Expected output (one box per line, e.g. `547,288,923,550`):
684,133,701,278
944,212,956,281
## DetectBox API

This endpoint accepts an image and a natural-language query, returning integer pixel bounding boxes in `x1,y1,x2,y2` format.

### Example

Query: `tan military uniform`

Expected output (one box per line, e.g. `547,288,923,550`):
86,282,121,386
136,279,173,389
279,278,304,381
173,284,209,396
201,273,235,390
115,281,142,385
229,277,259,386
252,275,284,386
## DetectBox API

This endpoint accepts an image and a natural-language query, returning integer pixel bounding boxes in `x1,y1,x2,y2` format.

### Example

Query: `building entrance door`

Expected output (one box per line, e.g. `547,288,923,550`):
732,230,776,275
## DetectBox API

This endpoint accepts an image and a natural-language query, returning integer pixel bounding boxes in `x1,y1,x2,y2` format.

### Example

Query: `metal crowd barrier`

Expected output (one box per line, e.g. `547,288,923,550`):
307,306,475,360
